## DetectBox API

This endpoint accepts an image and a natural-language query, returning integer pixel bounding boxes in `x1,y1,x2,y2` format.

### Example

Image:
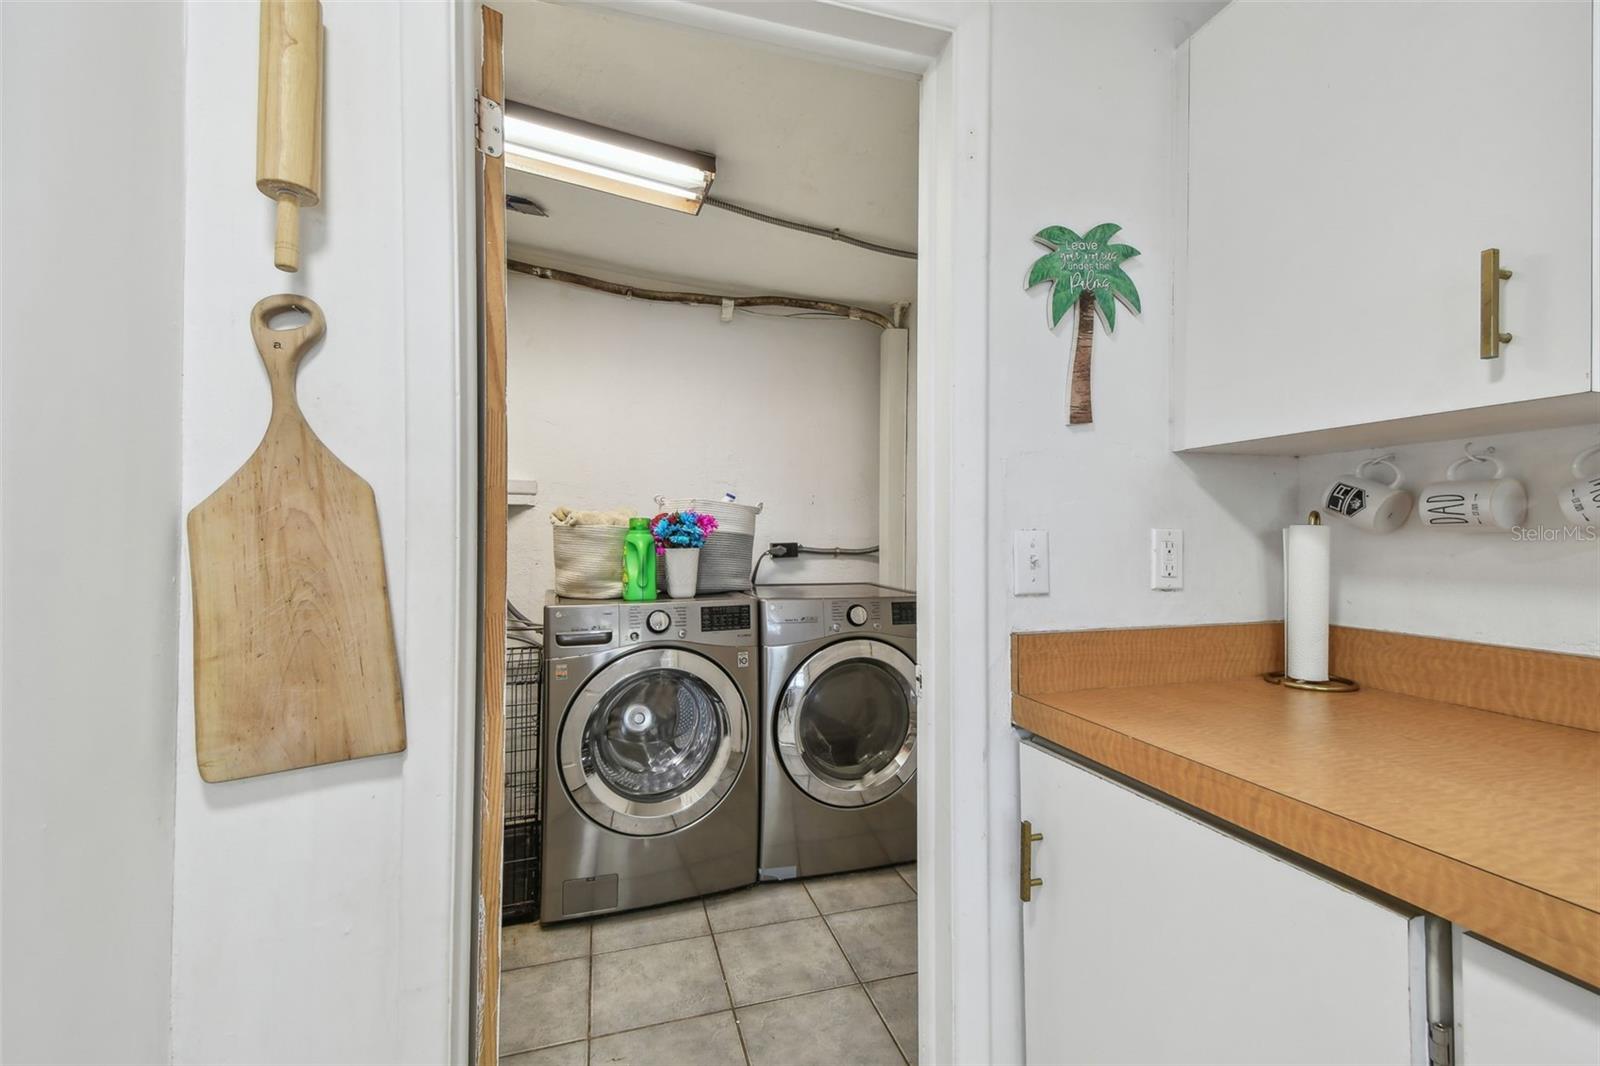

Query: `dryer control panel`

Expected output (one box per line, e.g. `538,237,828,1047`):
761,590,916,645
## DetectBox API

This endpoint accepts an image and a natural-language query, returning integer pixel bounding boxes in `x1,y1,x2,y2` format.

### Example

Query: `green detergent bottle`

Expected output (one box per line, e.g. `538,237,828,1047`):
622,517,657,601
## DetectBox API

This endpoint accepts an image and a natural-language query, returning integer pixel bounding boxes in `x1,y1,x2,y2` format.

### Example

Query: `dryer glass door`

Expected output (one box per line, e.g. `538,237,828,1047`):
776,639,917,808
559,648,747,836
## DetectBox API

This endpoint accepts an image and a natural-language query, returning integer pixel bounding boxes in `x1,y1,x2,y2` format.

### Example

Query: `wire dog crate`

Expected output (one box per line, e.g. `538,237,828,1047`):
503,635,542,925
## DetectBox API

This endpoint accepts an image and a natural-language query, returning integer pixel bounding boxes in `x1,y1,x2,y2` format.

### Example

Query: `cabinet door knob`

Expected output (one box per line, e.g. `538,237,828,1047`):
1020,819,1044,902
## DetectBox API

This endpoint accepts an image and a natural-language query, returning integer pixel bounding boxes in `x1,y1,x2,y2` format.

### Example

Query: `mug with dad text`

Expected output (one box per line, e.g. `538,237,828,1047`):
1558,444,1600,526
1419,455,1526,532
1321,456,1413,534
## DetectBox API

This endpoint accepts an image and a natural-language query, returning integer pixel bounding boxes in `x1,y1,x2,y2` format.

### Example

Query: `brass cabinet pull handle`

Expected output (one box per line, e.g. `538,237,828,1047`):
1481,248,1513,359
1020,819,1044,902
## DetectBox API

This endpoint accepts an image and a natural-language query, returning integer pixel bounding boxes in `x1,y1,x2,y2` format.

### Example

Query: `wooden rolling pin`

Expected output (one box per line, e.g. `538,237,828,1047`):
256,0,323,272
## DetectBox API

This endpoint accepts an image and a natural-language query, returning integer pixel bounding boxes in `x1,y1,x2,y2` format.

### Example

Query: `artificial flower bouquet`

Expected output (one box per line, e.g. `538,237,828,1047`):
651,510,718,551
651,511,718,597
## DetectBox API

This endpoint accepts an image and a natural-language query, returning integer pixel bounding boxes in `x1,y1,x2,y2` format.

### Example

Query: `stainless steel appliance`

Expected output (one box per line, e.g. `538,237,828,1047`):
541,593,759,921
757,584,916,880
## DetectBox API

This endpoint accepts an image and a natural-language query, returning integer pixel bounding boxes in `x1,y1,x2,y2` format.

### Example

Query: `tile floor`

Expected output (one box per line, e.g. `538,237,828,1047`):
500,864,918,1066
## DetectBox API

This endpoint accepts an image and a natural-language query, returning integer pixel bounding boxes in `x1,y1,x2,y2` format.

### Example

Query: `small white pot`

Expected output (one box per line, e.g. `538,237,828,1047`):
664,548,701,599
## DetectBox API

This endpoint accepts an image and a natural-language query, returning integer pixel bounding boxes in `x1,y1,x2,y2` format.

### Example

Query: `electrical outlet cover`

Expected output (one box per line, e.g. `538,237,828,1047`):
1013,529,1050,595
1151,528,1183,590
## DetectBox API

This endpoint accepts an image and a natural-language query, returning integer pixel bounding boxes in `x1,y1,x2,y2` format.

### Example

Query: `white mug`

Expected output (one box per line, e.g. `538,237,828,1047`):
1320,456,1413,534
1557,444,1600,526
1419,455,1526,532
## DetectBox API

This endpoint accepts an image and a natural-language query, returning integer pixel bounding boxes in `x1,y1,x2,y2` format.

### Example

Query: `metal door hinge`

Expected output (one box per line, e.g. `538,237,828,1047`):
1427,1022,1454,1066
1020,819,1043,902
476,95,503,158
1424,916,1456,1066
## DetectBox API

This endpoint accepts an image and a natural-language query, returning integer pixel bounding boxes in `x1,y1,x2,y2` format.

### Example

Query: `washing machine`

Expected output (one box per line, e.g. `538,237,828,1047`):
541,593,758,921
757,584,917,880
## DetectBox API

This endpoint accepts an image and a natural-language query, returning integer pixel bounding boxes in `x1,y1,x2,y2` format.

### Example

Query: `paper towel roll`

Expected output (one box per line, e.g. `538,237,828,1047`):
1283,520,1330,682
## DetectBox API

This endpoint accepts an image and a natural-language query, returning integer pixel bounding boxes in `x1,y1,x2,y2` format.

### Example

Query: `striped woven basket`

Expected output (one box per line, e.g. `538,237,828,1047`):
655,497,762,594
551,523,627,599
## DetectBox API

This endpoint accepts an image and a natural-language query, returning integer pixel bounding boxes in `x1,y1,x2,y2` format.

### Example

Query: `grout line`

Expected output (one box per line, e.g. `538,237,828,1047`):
589,1004,734,1045
730,975,860,1012
705,917,754,1066
587,901,710,956
825,897,919,924
590,926,710,956
803,867,918,918
861,978,914,1066
584,922,593,1066
497,955,592,1056
817,894,913,1066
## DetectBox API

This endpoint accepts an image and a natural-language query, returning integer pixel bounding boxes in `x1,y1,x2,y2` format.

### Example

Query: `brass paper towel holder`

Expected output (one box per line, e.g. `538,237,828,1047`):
1264,672,1360,693
1264,512,1361,692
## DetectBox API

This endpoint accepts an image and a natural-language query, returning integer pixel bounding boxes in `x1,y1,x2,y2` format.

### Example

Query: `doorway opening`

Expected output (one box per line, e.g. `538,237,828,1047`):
470,3,994,1064
487,4,918,1062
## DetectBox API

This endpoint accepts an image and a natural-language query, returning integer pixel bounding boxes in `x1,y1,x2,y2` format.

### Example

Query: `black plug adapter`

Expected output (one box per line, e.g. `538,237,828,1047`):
769,542,801,559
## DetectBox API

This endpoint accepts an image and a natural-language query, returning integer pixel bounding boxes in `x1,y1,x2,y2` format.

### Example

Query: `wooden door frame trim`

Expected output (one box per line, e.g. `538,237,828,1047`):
465,3,1001,1064
472,5,508,1064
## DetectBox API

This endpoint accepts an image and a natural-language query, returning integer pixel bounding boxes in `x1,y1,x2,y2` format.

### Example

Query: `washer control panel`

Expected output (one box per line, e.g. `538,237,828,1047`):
546,595,756,654
701,603,753,632
620,596,754,646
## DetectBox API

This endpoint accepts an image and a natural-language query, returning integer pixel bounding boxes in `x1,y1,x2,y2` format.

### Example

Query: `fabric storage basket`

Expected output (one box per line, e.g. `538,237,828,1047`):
551,522,627,599
655,496,762,594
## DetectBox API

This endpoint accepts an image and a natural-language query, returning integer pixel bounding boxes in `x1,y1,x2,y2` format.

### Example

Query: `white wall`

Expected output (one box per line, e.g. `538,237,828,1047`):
989,1,1295,635
984,2,1285,1059
1299,424,1600,655
0,4,184,1062
171,2,476,1062
507,274,885,605
991,3,1294,636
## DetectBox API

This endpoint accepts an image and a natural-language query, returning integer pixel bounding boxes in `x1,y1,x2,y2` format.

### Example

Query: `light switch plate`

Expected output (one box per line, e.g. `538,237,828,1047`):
1013,529,1049,595
1151,528,1183,590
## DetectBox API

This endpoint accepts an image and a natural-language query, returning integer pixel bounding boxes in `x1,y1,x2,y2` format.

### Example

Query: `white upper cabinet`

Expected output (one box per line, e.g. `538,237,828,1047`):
1176,1,1596,454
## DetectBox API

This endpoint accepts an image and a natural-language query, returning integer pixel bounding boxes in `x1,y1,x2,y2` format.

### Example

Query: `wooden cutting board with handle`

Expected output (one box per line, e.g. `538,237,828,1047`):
188,294,405,782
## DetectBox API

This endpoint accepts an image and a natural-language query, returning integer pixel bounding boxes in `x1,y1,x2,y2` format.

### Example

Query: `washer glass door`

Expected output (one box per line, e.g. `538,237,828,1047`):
560,648,747,836
776,639,917,808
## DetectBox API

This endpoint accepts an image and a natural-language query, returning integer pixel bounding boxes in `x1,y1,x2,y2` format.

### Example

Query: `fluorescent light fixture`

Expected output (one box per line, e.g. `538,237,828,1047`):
502,101,716,215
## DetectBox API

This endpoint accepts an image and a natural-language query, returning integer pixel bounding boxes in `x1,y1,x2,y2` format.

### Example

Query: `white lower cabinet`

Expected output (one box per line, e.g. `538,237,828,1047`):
1457,933,1600,1064
1019,741,1423,1064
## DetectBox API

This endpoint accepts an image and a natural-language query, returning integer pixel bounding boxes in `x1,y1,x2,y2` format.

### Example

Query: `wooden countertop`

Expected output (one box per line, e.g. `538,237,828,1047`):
1012,624,1600,987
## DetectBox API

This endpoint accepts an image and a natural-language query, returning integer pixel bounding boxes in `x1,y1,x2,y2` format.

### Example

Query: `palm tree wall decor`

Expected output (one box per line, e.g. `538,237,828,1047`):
1026,223,1142,425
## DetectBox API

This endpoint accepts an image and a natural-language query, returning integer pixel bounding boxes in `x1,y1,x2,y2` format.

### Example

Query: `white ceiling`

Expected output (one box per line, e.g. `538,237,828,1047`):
498,0,919,307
